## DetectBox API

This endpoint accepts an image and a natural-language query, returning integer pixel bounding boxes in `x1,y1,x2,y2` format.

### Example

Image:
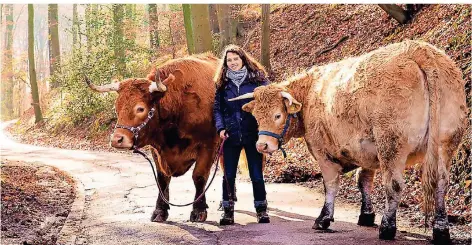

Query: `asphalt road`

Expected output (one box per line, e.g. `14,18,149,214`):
1,121,432,245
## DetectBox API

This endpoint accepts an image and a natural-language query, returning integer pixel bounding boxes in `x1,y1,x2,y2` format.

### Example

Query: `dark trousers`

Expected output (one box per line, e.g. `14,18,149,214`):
222,140,267,206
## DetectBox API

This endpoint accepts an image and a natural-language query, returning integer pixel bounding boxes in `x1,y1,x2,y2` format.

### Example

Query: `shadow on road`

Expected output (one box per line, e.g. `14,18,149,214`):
163,208,435,245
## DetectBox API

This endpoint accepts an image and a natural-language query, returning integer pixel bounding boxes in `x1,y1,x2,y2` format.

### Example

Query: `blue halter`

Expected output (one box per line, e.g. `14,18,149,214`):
258,113,297,158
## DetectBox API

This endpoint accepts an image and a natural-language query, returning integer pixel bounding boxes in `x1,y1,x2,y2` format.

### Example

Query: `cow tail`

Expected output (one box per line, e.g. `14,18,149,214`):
412,43,441,224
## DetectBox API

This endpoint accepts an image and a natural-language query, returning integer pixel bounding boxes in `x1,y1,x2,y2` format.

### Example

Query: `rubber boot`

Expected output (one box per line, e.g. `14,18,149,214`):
256,202,270,223
219,201,234,225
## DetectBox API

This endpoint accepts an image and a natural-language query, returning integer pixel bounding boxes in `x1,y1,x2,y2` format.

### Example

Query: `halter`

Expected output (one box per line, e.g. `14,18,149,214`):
115,107,156,150
258,113,297,158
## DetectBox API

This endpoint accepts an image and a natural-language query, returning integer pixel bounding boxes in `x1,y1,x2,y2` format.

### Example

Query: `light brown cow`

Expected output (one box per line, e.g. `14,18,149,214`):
231,40,468,244
86,54,220,223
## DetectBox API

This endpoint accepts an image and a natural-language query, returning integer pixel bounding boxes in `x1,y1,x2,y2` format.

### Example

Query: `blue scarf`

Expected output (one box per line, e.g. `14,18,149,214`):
226,66,248,88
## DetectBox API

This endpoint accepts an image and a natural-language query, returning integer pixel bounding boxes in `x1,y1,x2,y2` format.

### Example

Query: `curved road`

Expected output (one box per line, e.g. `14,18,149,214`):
1,121,430,245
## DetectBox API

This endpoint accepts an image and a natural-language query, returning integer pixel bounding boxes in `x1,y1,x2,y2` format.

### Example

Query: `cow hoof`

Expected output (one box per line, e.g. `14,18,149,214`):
190,209,207,222
312,217,333,230
357,213,376,227
151,208,169,222
379,225,396,240
432,228,451,245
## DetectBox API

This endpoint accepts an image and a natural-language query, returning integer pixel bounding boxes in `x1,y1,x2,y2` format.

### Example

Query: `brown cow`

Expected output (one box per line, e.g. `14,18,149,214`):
86,53,220,222
231,40,468,244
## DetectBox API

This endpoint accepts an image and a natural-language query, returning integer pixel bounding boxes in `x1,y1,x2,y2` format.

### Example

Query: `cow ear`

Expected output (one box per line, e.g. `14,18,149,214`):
173,69,183,79
162,69,183,84
162,73,175,84
284,99,302,114
242,100,255,113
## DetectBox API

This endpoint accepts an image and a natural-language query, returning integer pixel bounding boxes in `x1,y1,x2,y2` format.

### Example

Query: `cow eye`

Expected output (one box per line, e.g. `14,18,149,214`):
137,107,145,113
275,114,281,120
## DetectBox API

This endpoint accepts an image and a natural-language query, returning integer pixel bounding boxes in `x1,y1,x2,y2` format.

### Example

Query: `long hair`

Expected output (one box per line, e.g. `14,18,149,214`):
214,44,268,89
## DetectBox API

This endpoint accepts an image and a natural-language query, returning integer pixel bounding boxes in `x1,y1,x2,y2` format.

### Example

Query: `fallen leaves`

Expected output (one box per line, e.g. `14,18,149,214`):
1,160,76,245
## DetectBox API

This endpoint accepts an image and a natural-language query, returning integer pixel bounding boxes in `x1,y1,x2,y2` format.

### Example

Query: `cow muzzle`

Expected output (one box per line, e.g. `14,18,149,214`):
110,130,134,150
256,137,278,154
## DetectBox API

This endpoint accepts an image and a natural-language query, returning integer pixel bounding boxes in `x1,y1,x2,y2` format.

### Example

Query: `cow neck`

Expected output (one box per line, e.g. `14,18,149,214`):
284,72,314,138
147,105,184,152
146,102,166,149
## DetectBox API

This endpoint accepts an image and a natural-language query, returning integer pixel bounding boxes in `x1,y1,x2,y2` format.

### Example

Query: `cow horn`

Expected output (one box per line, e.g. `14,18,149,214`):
228,92,254,101
149,74,167,92
280,91,301,106
84,75,120,93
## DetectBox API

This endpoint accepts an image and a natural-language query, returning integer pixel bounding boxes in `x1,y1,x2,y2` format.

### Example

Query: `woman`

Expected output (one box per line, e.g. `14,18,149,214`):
213,44,270,225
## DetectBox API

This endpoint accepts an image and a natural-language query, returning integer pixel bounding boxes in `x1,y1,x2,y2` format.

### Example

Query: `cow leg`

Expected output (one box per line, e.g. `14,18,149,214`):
313,158,341,230
357,168,376,227
432,145,453,245
151,171,171,222
376,131,408,240
150,150,170,222
379,166,405,240
189,146,214,222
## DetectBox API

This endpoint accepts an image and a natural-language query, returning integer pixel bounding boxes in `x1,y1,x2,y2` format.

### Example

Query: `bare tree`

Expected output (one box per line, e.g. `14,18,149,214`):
148,4,160,59
168,18,175,59
182,4,194,54
1,4,14,119
125,4,137,42
216,4,231,53
230,5,244,42
85,4,92,53
72,4,78,48
113,4,126,77
28,4,43,123
261,4,271,71
379,4,411,24
48,4,61,87
208,4,219,34
190,4,213,53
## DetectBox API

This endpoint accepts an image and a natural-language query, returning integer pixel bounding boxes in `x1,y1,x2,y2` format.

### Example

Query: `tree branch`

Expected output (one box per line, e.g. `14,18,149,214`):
16,76,31,88
315,35,349,57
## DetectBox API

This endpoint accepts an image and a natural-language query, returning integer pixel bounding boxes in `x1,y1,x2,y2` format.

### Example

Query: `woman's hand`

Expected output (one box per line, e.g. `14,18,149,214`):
219,130,228,139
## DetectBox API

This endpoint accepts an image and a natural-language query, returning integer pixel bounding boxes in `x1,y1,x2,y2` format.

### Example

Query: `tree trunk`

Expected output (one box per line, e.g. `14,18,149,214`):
378,4,410,24
168,18,175,59
48,4,60,86
208,4,219,34
85,4,92,53
113,4,126,78
125,4,137,42
72,4,78,49
216,4,231,53
148,4,160,59
190,4,213,54
182,4,194,54
28,4,43,123
230,4,244,42
261,4,271,71
1,4,14,120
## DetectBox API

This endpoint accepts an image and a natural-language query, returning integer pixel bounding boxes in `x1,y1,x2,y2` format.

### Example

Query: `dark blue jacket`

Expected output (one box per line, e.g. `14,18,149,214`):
213,72,269,145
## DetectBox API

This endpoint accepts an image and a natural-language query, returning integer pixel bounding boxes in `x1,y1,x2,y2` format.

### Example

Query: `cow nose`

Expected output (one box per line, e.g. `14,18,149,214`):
111,132,128,148
256,142,268,152
117,135,124,144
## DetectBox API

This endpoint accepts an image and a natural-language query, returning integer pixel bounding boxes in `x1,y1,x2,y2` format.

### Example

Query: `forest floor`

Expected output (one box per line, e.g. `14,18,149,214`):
5,3,471,243
1,160,76,245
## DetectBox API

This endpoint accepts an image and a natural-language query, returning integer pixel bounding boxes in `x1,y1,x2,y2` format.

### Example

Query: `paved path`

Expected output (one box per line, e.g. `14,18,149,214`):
1,121,430,245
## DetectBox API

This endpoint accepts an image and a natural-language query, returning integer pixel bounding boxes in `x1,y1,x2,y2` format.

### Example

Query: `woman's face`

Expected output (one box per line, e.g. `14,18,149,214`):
226,52,243,71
